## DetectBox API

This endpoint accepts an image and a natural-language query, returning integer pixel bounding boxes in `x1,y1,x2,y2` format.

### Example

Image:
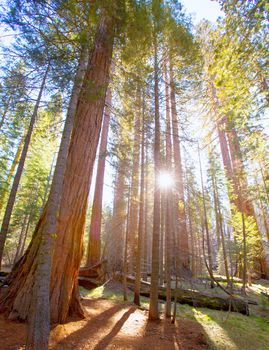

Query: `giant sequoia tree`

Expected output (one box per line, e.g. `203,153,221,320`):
0,3,118,326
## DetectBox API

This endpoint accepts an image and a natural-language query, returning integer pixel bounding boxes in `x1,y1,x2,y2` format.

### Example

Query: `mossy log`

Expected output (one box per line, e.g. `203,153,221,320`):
197,276,243,283
125,275,250,315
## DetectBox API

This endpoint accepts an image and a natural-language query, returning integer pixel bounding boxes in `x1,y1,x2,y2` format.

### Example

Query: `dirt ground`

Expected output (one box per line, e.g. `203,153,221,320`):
0,298,209,350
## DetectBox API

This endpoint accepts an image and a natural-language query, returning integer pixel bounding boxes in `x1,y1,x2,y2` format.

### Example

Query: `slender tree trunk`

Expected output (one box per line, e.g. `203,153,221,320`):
186,181,196,276
13,215,27,265
259,164,269,204
198,145,214,288
214,179,230,285
241,211,247,295
86,88,112,267
169,59,189,271
0,95,12,131
109,159,126,273
40,153,56,213
164,60,172,317
0,64,49,268
18,211,32,259
0,133,25,213
159,192,165,286
211,83,239,208
256,178,269,242
226,127,254,216
143,141,149,280
134,92,145,306
165,195,172,317
171,190,179,324
128,96,141,274
123,185,131,301
149,35,161,320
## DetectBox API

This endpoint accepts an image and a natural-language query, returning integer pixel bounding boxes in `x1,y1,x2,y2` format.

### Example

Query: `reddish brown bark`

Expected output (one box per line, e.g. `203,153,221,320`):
123,185,131,301
164,60,172,317
86,89,112,267
169,60,189,271
210,83,240,209
211,83,268,277
108,159,126,273
50,15,114,323
0,14,114,324
134,91,145,306
149,36,161,320
128,98,141,274
198,145,214,288
226,127,255,216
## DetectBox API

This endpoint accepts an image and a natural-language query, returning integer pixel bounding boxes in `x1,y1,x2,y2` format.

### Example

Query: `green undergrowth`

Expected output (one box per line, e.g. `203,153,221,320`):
178,304,269,350
80,282,150,306
80,283,125,301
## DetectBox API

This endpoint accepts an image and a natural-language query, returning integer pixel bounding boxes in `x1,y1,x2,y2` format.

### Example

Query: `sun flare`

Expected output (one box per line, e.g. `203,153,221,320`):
157,171,174,189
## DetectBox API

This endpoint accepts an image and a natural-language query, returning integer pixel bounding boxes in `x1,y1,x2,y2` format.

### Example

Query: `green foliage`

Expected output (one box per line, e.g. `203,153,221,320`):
3,95,63,263
230,208,262,270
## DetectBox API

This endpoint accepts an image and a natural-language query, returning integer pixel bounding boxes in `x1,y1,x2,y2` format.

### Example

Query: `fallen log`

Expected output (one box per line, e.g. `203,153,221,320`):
79,260,107,279
78,276,101,290
78,260,107,290
125,275,250,315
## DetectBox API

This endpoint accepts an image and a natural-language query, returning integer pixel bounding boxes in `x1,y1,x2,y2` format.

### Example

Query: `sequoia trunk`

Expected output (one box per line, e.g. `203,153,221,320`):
86,88,112,267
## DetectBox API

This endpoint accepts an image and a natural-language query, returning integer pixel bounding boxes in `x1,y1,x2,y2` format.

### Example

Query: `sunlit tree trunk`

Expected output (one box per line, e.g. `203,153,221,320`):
210,83,239,208
40,154,56,213
227,126,268,277
0,95,12,131
25,42,90,349
169,59,189,271
143,141,149,280
186,181,196,276
210,161,230,285
256,178,269,242
0,15,114,331
128,97,141,274
123,185,131,301
159,192,165,286
0,64,49,269
109,159,126,274
198,145,214,288
149,35,161,320
86,88,112,267
164,60,172,317
134,91,145,306
226,127,255,216
211,82,268,278
49,15,114,324
17,211,32,260
13,215,28,265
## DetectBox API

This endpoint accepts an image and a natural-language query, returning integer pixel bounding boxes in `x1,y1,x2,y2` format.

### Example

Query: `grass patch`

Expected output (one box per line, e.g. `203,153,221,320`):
178,304,269,350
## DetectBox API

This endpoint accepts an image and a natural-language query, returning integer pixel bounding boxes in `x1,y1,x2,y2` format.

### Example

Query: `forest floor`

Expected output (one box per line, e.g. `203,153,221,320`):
1,279,269,350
